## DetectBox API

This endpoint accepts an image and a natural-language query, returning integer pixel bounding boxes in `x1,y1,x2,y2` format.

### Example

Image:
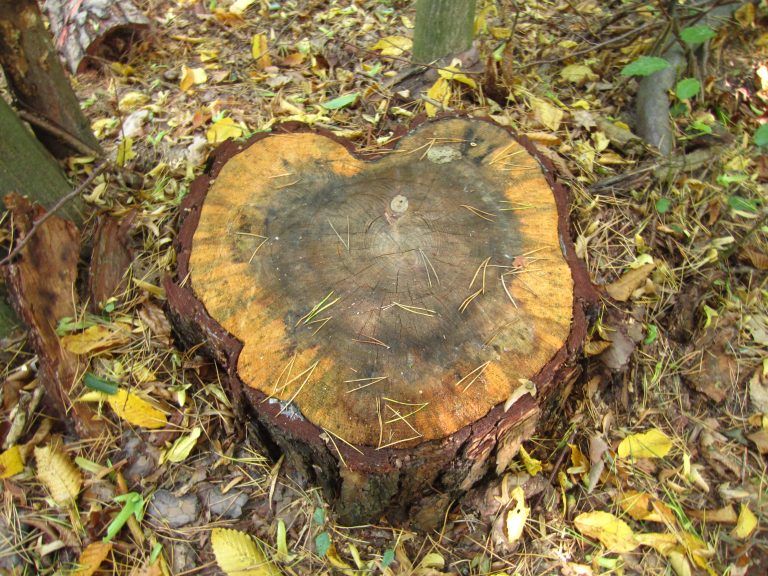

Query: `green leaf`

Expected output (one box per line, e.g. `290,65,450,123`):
680,25,716,46
382,549,395,568
754,123,768,147
718,173,748,186
320,92,359,110
313,507,326,525
643,324,658,346
84,373,119,395
690,120,712,134
675,77,701,100
315,532,331,556
655,197,672,214
620,56,670,77
728,195,760,213
104,492,144,542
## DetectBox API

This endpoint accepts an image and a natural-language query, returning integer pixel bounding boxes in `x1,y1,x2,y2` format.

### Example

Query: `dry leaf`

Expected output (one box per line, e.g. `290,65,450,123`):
0,445,24,478
669,551,692,576
574,511,638,553
437,60,477,88
180,66,207,92
73,541,112,576
252,34,271,69
617,428,672,460
207,118,245,144
35,444,82,505
519,446,542,476
732,504,758,539
61,324,131,354
606,262,655,301
530,98,564,131
620,490,675,524
211,528,282,576
687,504,738,524
370,35,412,56
229,0,258,15
635,532,679,555
505,486,530,545
118,91,150,112
107,389,167,429
160,427,202,464
425,77,451,118
560,64,598,85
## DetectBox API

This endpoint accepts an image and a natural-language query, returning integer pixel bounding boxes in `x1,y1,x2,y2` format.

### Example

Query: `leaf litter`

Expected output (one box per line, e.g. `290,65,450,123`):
0,0,767,574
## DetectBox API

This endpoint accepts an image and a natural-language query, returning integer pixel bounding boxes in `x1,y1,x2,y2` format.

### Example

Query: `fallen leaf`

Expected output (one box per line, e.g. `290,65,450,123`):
635,532,679,555
530,98,564,131
560,64,598,85
618,428,672,460
425,77,451,117
35,444,82,505
732,504,758,539
606,262,655,301
505,486,530,545
620,490,675,524
0,445,24,478
252,34,271,69
207,117,244,144
61,324,131,354
180,66,207,92
437,60,477,88
160,427,202,464
519,446,542,476
73,541,112,576
574,511,639,553
687,504,738,524
118,91,150,112
370,35,412,57
107,389,167,429
211,528,282,576
748,429,768,454
229,0,258,15
669,551,692,576
320,93,359,111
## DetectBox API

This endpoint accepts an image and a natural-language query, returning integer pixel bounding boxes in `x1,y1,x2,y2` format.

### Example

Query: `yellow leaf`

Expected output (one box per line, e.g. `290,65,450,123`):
116,137,136,167
568,442,589,479
211,528,282,576
325,543,352,571
686,504,738,524
617,428,672,460
160,427,202,464
530,98,564,131
490,27,511,40
61,324,131,355
73,541,112,576
519,446,542,476
252,34,271,69
437,61,477,88
370,35,412,57
207,117,245,144
505,486,529,544
425,77,451,117
118,91,150,112
560,64,598,85
668,551,692,576
735,2,755,27
0,445,24,478
229,0,257,16
107,389,167,429
619,490,675,524
732,504,758,539
574,511,639,553
180,65,207,92
635,532,679,555
35,444,82,505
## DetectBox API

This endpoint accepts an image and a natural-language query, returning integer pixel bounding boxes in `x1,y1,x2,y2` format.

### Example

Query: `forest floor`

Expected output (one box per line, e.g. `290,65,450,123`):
1,0,767,575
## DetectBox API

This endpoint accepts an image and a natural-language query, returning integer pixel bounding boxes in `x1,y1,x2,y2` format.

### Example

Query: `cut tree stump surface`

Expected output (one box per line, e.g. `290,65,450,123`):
168,117,593,524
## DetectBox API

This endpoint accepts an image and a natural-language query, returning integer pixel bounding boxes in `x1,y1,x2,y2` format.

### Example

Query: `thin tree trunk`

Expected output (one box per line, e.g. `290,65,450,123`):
0,97,84,223
412,0,476,64
0,0,101,158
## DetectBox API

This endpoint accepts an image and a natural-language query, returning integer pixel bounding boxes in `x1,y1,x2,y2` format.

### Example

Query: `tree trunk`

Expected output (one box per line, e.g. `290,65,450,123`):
44,0,150,75
165,117,597,527
0,96,84,223
412,0,476,64
0,0,101,158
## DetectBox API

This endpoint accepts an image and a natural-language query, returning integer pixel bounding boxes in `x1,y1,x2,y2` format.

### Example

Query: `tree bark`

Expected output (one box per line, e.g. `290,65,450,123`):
0,0,101,158
412,0,476,64
166,117,597,527
0,96,84,223
44,0,150,75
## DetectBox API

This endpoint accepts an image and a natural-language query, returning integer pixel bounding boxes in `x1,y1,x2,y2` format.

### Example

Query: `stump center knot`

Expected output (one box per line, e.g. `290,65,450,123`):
386,194,409,225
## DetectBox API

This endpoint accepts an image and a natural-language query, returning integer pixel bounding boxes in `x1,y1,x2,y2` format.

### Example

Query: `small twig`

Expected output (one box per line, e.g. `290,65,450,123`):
1,162,109,267
16,108,102,158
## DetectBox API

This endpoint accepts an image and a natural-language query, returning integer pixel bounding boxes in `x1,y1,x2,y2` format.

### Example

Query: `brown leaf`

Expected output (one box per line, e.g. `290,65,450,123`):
606,263,655,301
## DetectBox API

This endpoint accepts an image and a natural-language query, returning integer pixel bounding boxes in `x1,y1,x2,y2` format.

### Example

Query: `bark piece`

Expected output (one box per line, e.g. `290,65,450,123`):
2,194,103,438
0,0,101,158
166,117,596,525
88,213,134,311
44,0,150,74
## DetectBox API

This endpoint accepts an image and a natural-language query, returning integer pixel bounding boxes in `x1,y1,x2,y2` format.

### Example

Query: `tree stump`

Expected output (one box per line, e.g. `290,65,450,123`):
166,117,594,526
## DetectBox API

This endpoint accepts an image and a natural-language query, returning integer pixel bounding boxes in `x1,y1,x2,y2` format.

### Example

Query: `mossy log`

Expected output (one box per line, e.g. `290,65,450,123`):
166,117,595,526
